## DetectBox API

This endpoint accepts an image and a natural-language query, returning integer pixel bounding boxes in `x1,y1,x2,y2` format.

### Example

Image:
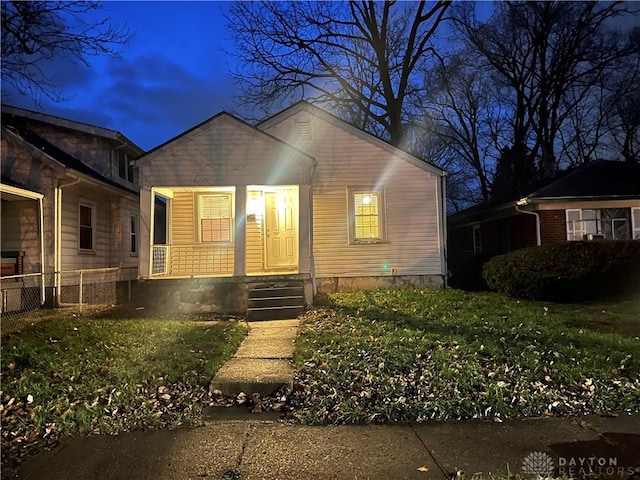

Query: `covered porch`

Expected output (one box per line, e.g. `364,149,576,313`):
144,184,311,280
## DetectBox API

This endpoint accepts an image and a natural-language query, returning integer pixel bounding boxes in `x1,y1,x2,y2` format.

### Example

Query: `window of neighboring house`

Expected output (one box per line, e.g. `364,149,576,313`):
79,203,95,251
472,225,482,254
632,207,640,240
130,214,138,255
116,150,135,183
199,194,233,242
566,208,629,240
348,189,386,243
501,225,512,253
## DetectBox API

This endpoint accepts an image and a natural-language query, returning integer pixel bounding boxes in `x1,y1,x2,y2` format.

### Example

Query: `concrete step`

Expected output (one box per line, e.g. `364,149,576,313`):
210,358,294,396
248,295,304,309
248,286,304,299
246,305,304,321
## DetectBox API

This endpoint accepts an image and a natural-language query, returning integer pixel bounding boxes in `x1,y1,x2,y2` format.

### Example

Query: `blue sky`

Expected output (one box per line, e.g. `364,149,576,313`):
3,1,638,152
3,1,239,151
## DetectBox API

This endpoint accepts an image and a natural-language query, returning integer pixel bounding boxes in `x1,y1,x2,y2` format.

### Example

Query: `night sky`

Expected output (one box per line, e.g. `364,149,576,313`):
2,1,638,153
3,1,238,151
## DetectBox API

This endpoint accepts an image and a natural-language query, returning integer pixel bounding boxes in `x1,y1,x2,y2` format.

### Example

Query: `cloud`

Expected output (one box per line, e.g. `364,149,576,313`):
88,53,238,149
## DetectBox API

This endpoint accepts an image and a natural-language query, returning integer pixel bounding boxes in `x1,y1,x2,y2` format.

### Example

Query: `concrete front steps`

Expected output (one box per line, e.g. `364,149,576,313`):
210,319,299,396
246,284,305,321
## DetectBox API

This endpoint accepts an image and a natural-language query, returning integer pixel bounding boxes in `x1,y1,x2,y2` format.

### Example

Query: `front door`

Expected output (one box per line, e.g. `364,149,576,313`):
264,189,298,269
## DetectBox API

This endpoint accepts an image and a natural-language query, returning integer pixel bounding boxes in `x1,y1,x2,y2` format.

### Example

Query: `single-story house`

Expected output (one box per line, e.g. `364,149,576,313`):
1,105,143,311
448,160,640,264
135,101,447,319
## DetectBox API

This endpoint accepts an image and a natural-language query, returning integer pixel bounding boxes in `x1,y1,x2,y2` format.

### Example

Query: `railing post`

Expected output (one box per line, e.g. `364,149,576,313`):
79,269,83,312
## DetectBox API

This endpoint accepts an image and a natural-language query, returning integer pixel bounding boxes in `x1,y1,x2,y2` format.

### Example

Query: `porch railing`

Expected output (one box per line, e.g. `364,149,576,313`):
151,244,234,277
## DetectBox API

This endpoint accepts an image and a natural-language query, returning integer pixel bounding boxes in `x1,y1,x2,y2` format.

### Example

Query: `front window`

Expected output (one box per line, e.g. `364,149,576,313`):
199,194,233,242
79,203,95,251
566,208,629,241
348,188,386,243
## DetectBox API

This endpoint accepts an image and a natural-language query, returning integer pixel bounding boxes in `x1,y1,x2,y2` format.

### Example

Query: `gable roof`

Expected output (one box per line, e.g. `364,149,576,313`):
1,104,144,155
258,101,446,177
135,111,315,167
2,120,138,195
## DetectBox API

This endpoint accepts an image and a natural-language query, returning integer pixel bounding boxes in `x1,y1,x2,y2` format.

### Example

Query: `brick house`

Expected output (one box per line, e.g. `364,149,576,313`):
448,160,640,283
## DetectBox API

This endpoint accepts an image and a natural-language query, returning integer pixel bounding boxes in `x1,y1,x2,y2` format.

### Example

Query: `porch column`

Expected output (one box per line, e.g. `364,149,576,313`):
139,187,152,278
234,186,246,276
298,184,310,274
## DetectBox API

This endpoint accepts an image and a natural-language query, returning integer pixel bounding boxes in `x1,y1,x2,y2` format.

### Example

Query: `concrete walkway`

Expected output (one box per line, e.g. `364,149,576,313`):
16,414,640,479
210,319,299,396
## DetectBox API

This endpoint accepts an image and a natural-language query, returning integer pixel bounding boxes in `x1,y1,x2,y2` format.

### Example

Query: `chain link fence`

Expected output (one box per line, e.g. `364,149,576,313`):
1,267,137,336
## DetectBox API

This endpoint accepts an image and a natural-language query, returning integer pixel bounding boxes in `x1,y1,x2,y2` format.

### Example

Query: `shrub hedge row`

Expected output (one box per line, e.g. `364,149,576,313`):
482,240,640,302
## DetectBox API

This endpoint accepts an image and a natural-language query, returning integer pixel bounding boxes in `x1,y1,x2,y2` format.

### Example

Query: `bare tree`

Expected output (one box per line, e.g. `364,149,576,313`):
454,1,639,184
420,53,505,204
226,0,449,147
1,1,129,102
604,27,640,163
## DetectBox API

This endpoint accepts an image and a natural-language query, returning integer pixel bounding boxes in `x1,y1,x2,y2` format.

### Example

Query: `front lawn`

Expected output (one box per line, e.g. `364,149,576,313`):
1,317,246,469
291,288,640,423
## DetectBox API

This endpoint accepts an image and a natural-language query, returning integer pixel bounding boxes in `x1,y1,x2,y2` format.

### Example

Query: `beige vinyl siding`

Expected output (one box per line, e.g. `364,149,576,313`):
57,184,139,272
265,113,443,278
246,190,265,273
59,186,113,270
142,117,310,188
170,192,195,245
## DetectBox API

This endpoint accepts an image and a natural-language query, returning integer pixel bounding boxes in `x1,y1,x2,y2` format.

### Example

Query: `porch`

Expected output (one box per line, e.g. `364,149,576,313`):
140,184,312,316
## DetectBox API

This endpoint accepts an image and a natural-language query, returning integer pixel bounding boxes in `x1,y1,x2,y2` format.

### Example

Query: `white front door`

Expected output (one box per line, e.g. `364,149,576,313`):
264,190,298,269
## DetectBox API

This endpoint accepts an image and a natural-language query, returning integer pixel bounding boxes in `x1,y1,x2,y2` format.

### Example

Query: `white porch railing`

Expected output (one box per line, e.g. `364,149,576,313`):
151,244,234,277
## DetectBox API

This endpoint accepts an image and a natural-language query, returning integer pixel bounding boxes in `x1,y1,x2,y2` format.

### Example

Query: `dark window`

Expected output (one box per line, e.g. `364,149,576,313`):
130,215,138,255
79,204,94,250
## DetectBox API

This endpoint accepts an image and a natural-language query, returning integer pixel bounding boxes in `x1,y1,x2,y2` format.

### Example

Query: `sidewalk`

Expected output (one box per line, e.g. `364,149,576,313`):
210,319,299,396
16,414,640,479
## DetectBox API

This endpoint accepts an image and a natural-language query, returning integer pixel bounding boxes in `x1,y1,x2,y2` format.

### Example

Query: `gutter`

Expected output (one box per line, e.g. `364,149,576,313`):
515,197,541,246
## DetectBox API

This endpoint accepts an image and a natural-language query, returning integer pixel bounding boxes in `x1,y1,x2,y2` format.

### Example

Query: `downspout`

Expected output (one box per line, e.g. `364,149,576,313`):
309,160,318,296
515,198,541,246
38,196,46,306
55,176,81,305
439,173,448,287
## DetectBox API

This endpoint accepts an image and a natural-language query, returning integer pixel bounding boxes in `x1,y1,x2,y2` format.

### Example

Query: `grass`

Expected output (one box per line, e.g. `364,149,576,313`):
1,316,246,443
291,288,640,424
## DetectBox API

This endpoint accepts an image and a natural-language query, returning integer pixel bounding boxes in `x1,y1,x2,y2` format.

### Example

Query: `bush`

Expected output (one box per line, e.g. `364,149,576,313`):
482,240,640,302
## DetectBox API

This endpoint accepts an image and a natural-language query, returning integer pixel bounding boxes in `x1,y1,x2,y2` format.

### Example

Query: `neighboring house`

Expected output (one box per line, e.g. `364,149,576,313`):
448,160,640,265
135,101,447,318
1,105,143,310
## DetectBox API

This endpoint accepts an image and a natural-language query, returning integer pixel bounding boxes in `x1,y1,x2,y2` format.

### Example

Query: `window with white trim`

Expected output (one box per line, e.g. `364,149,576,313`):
472,225,482,254
199,194,233,243
130,214,138,255
566,208,629,241
348,188,386,243
115,150,135,183
632,207,640,240
78,203,95,251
